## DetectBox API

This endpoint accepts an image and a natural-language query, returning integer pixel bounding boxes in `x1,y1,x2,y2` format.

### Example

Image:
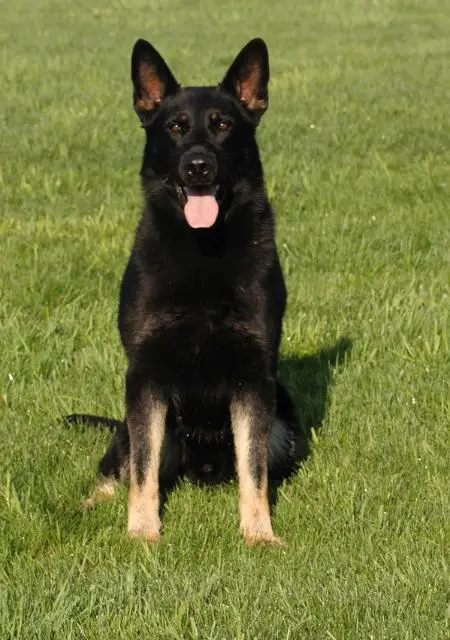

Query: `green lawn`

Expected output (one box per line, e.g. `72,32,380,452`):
1,0,449,638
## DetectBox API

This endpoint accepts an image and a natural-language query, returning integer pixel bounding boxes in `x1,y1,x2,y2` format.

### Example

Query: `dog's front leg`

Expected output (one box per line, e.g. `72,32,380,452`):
231,382,281,546
126,371,167,542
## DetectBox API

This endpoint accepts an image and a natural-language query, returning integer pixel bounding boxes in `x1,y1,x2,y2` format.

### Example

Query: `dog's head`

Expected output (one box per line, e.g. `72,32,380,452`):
132,38,269,229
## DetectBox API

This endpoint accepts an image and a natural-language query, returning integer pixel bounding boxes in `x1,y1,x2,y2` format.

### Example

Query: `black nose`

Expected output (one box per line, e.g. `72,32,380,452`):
181,151,217,185
187,158,209,179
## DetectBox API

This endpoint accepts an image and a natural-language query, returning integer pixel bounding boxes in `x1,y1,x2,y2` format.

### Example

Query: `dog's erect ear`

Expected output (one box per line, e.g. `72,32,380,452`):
220,38,269,125
131,39,179,122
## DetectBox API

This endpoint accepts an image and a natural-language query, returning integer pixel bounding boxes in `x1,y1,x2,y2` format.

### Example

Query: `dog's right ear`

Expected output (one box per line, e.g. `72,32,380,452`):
131,39,179,122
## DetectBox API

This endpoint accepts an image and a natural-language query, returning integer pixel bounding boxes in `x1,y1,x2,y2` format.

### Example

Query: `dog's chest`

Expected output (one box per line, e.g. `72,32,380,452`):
154,273,262,337
137,288,267,391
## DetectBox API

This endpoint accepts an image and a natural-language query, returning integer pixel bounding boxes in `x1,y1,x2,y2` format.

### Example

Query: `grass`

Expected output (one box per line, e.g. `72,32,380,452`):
0,0,449,637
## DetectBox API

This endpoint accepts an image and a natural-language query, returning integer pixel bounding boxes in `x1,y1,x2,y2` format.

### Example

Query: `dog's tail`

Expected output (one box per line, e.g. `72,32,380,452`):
64,414,124,432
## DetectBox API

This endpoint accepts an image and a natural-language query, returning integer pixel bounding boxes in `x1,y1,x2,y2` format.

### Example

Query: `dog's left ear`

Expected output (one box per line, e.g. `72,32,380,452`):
220,38,269,125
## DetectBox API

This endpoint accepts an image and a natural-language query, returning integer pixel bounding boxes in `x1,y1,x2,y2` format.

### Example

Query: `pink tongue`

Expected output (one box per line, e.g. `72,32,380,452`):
184,194,219,228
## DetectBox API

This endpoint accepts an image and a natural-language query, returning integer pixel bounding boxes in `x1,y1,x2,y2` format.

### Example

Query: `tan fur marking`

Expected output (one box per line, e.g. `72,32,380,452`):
135,64,165,112
237,63,267,112
128,399,167,542
83,476,117,509
230,398,281,546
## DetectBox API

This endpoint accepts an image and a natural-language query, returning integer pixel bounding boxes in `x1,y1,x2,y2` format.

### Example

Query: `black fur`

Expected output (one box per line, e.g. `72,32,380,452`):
68,38,300,515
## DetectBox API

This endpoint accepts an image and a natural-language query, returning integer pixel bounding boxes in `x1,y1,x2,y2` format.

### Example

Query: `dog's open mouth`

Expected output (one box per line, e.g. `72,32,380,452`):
176,185,219,229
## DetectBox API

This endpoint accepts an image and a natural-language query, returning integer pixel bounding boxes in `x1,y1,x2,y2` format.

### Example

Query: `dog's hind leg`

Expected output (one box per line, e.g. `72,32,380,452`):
83,423,130,508
83,476,118,509
268,381,302,482
82,405,181,510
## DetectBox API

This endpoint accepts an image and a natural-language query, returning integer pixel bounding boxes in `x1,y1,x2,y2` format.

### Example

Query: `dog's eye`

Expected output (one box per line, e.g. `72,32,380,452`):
168,122,183,135
209,112,233,134
217,121,231,132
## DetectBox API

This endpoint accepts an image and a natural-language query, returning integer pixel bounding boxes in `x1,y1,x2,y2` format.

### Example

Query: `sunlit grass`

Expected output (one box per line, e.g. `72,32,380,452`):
0,1,448,638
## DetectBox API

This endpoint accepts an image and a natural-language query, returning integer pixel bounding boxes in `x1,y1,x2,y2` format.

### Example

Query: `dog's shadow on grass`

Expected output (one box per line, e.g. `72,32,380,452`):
269,336,353,505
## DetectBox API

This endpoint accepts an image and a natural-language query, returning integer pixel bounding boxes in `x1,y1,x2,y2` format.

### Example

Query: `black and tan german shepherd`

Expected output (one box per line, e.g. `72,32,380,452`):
67,37,300,545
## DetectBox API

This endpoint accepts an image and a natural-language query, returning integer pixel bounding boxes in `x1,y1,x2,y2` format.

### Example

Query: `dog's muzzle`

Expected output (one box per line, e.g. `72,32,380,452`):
178,149,219,228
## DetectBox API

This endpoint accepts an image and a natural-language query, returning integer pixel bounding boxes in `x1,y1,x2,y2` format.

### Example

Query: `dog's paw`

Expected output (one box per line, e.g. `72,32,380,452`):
127,509,161,543
243,531,284,547
128,528,161,543
82,477,117,509
240,519,285,546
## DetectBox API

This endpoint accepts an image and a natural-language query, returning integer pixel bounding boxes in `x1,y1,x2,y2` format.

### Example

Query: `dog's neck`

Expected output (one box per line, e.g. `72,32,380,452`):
137,178,274,285
191,224,226,257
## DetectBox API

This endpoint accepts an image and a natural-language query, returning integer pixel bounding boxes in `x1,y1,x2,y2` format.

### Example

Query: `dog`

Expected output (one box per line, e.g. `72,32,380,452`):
67,37,300,545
